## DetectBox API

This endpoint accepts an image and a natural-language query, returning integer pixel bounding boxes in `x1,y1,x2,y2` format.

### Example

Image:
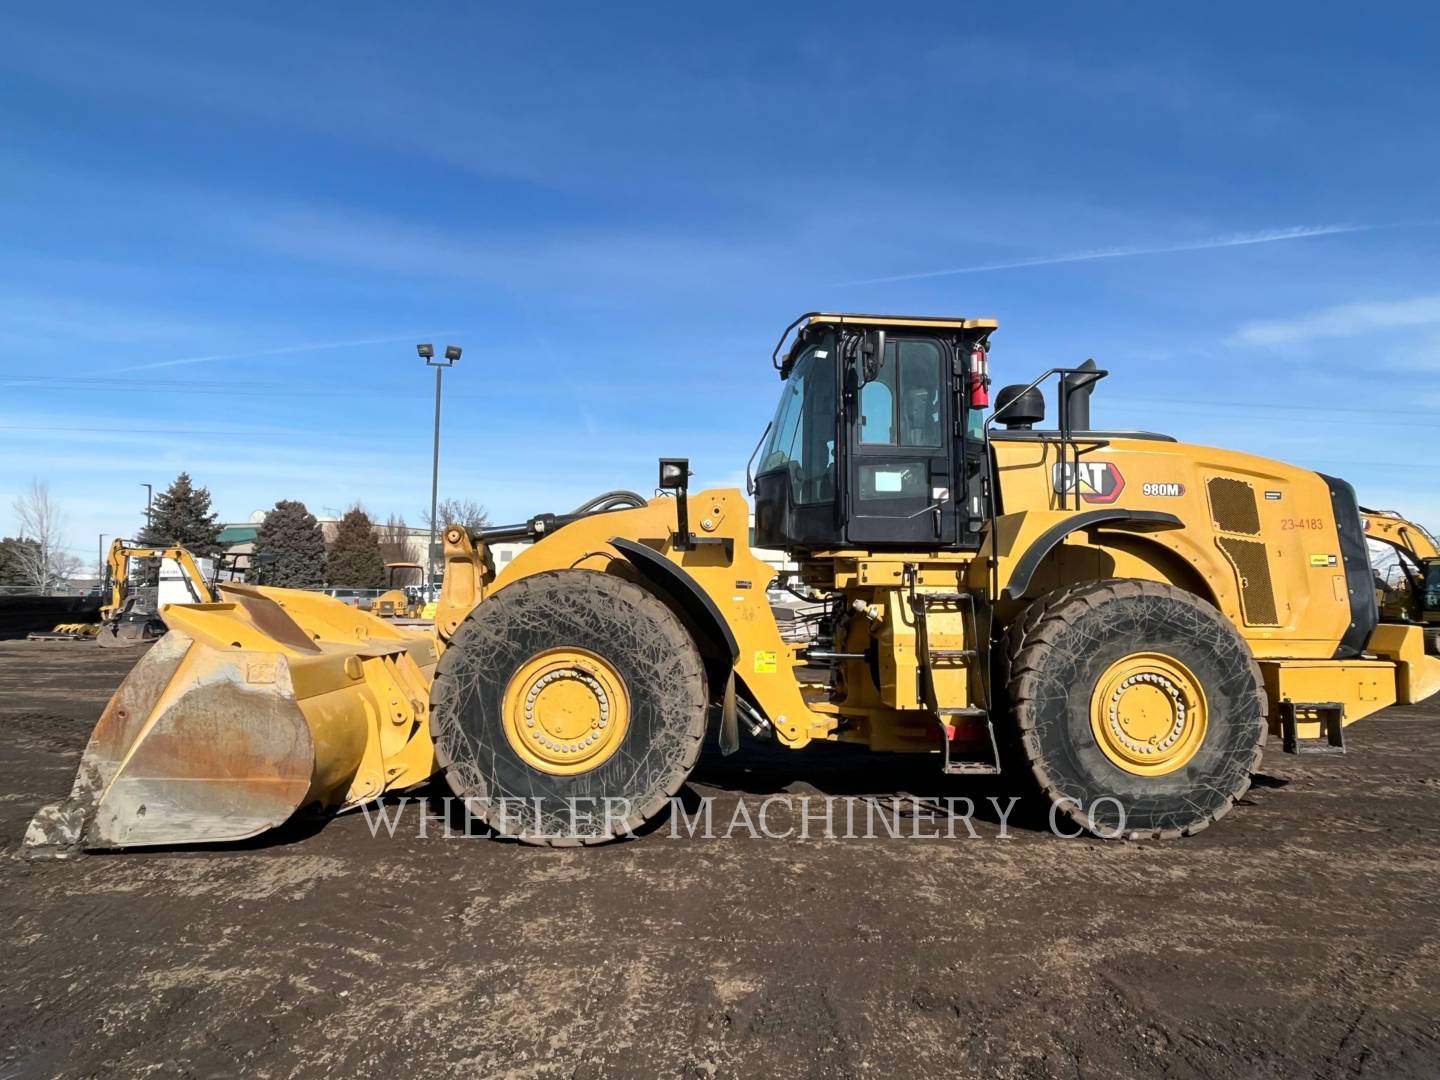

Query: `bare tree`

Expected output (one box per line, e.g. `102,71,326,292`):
11,480,80,590
377,513,417,564
420,498,490,532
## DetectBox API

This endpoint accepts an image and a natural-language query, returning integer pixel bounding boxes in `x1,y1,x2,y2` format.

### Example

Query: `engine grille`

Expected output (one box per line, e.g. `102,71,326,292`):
1206,476,1261,536
1207,476,1280,627
1216,537,1279,626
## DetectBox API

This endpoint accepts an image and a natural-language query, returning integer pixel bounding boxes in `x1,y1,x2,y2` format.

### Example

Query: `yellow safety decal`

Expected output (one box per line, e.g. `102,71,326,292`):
753,650,777,674
1309,553,1337,567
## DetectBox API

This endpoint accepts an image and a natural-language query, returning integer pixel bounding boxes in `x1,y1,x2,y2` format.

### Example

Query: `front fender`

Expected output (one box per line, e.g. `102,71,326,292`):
609,537,740,664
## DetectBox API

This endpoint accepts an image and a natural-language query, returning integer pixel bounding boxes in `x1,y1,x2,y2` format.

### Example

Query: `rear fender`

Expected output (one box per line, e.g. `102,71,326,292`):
998,509,1184,602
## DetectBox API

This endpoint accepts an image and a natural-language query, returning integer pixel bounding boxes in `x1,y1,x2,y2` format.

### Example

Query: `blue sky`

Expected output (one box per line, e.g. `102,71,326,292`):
2,3,1438,568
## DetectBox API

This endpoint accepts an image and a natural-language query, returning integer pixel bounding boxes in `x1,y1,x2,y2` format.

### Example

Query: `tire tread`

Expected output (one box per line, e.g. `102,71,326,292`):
1003,578,1267,840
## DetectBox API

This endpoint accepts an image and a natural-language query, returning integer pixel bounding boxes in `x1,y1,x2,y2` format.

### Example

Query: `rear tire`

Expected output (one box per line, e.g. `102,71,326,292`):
1004,579,1266,839
430,570,707,846
1426,627,1440,657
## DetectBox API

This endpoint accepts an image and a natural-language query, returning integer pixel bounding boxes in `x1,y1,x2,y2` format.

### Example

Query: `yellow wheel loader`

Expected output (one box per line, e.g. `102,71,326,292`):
26,313,1440,852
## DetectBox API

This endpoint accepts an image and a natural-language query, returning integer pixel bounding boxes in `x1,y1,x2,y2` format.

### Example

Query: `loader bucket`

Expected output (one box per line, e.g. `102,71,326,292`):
25,584,440,852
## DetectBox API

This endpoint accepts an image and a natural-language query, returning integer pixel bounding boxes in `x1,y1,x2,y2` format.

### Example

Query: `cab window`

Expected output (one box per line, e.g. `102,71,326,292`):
758,342,837,505
859,339,943,447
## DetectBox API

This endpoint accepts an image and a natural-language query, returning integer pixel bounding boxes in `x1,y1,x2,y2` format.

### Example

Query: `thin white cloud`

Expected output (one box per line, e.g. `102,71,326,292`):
1231,294,1440,347
109,333,449,373
833,224,1388,286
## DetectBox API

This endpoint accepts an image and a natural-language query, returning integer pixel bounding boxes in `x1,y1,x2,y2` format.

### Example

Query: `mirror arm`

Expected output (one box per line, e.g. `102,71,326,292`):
745,422,772,496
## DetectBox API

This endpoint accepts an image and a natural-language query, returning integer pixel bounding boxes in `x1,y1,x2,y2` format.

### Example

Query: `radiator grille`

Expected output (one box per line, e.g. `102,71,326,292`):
1207,476,1261,536
1207,475,1280,626
1217,536,1279,626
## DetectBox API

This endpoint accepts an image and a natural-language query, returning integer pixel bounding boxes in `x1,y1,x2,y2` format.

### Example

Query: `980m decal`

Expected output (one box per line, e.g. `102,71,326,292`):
1142,482,1185,497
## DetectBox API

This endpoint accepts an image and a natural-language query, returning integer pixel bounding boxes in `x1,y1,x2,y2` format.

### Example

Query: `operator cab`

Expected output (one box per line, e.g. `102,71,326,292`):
752,313,997,552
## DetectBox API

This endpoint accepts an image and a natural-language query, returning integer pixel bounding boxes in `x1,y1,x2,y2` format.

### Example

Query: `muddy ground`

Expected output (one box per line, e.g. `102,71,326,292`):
1,641,1437,1079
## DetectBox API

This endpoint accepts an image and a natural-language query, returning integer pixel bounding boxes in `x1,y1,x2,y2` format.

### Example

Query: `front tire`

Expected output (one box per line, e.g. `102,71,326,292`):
1005,579,1266,839
430,570,707,845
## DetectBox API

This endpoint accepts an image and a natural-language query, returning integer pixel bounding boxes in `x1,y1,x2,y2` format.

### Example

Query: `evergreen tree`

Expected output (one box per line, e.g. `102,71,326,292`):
249,500,326,588
325,507,386,588
137,472,223,555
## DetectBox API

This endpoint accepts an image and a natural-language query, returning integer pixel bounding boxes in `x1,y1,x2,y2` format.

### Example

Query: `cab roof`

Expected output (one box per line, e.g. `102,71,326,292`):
774,311,999,371
805,312,999,331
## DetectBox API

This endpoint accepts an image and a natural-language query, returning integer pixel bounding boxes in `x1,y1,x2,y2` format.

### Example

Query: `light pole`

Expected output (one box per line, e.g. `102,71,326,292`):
418,343,462,599
97,533,106,589
140,483,153,532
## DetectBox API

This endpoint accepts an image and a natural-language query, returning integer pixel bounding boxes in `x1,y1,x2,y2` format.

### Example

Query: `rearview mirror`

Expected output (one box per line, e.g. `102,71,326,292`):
860,329,885,383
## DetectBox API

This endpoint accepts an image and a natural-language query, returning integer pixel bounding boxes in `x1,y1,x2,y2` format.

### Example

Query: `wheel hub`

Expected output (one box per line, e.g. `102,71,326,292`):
1090,652,1208,776
502,649,630,775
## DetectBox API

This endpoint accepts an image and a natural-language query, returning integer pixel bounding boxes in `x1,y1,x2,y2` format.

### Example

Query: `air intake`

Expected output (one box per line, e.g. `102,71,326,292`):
1207,476,1280,627
1206,476,1261,536
1216,537,1279,626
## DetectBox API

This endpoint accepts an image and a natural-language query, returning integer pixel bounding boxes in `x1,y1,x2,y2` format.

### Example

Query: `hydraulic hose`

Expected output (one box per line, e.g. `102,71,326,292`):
473,490,648,543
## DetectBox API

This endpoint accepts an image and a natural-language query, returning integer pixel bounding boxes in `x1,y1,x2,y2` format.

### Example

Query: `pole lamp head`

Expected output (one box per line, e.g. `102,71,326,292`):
416,343,434,360
444,345,462,362
658,458,689,492
658,458,693,550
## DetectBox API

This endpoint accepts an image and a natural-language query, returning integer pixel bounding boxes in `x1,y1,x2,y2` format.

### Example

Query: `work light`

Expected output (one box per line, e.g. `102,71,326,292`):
659,458,689,490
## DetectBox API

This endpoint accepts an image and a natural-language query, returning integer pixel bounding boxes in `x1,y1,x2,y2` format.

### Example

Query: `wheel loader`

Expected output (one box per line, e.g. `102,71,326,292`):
26,313,1440,852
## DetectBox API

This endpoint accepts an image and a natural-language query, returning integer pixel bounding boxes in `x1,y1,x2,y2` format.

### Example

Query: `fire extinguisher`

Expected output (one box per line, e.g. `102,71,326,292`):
969,344,989,408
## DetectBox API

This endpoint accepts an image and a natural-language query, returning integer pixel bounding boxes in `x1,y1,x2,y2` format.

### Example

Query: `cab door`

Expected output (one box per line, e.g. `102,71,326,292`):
845,335,957,547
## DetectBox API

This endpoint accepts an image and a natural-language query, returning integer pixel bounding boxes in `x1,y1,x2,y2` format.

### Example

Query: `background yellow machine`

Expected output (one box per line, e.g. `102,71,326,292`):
26,313,1440,851
1362,508,1440,653
30,539,215,647
374,561,426,618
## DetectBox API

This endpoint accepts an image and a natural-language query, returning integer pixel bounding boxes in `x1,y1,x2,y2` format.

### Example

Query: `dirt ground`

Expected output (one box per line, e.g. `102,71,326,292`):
1,641,1438,1079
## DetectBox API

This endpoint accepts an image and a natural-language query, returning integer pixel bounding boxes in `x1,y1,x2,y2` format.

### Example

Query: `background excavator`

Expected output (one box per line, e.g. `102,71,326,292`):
26,312,1440,852
29,540,215,647
1362,508,1440,654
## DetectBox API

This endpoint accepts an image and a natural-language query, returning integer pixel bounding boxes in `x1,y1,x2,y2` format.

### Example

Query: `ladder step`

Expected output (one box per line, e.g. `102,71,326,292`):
913,594,972,608
938,712,1003,775
943,760,1002,776
928,649,975,661
1279,701,1346,755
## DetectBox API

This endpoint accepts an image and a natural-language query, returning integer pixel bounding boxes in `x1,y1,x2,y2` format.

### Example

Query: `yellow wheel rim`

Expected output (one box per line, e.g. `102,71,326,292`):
1089,652,1208,776
502,648,630,776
